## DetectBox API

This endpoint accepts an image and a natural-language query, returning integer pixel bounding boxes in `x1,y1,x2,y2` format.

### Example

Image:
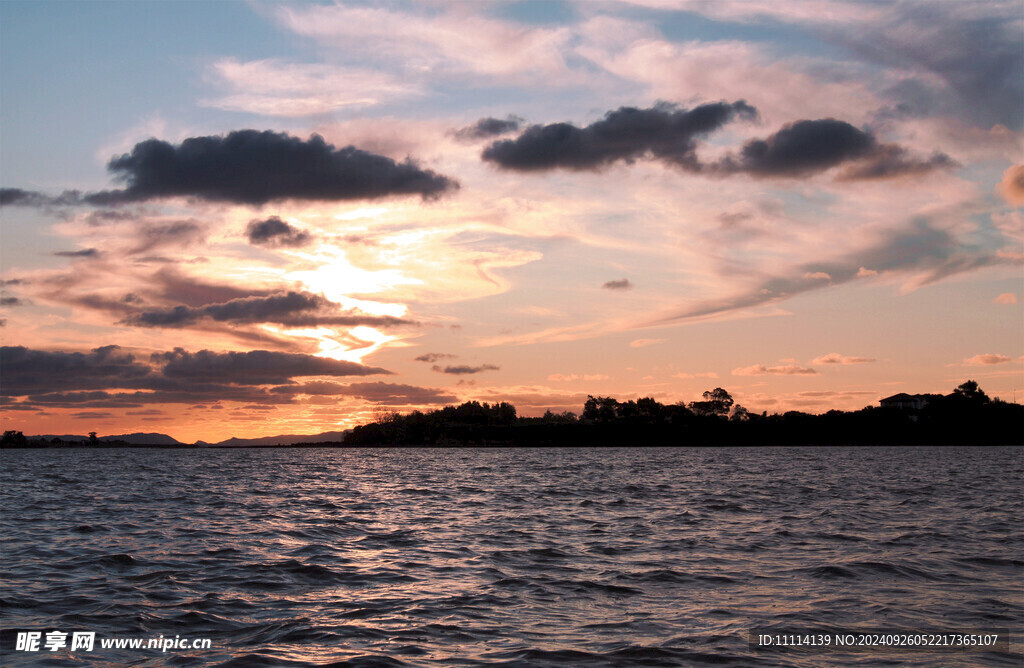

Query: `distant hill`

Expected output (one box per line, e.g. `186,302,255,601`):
104,433,182,445
30,433,182,445
197,430,350,447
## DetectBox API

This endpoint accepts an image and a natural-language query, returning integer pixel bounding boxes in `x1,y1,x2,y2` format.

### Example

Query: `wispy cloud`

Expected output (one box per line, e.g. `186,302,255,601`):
432,364,500,375
962,353,1012,366
119,292,414,330
649,218,1016,325
414,352,457,363
629,338,665,348
547,373,609,382
454,116,523,141
272,381,457,405
202,58,418,117
276,3,572,81
53,248,100,258
812,353,877,365
733,364,819,376
602,278,633,290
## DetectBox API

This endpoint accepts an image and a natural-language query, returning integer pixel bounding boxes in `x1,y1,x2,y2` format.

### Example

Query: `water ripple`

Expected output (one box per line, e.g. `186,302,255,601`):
1,446,1020,666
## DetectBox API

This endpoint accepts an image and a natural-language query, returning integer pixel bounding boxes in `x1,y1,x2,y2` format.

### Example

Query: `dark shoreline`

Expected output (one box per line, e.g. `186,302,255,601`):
4,441,1022,449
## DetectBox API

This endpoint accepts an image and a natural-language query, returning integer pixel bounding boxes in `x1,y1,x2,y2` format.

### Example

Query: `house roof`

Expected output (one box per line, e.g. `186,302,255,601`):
880,393,916,402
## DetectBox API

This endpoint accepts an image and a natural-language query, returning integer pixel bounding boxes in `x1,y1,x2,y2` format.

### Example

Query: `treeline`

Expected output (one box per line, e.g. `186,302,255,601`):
344,382,1023,446
0,432,196,448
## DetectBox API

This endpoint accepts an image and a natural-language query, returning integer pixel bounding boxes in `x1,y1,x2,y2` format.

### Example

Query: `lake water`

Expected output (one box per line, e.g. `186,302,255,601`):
0,446,1020,666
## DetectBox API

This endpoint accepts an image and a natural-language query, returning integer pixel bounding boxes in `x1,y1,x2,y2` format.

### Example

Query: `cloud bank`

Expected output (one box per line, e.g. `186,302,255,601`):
0,131,459,208
482,102,757,172
119,291,413,329
482,106,953,182
716,119,955,180
0,345,392,398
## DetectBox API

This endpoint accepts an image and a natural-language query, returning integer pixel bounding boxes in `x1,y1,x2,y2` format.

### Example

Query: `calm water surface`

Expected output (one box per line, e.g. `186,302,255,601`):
1,446,1021,666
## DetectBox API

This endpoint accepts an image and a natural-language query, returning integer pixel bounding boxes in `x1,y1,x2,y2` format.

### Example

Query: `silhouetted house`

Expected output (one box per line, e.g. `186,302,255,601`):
879,393,944,410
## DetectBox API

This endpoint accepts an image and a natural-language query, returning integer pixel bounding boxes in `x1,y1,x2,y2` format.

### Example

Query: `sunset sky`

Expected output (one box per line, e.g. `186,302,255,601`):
2,0,1022,442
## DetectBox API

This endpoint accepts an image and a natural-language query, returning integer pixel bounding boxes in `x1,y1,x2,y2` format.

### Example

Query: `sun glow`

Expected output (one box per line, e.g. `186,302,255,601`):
284,246,418,314
261,324,399,363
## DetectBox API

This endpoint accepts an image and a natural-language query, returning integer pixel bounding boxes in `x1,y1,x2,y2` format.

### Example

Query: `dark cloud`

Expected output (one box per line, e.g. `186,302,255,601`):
839,146,957,181
726,119,874,176
82,130,457,205
0,188,82,207
54,248,99,258
482,101,757,172
27,391,147,408
602,278,633,290
717,119,955,179
454,116,523,141
1,297,22,306
1,345,155,395
0,279,26,286
432,364,500,375
83,209,140,225
120,291,414,328
827,4,1023,130
482,108,946,181
2,403,39,411
21,386,293,409
1,188,51,207
154,348,391,385
246,216,313,247
413,352,457,363
651,218,1015,324
2,345,392,406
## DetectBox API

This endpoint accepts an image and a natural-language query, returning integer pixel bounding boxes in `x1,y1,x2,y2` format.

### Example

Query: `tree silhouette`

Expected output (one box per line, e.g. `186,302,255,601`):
689,387,734,417
2,430,27,446
953,380,990,403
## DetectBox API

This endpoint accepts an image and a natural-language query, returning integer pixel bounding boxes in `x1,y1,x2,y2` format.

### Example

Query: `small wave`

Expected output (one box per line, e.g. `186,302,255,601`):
957,556,1024,568
799,565,859,579
615,568,736,585
798,561,944,581
228,559,363,589
551,579,642,596
71,524,111,534
356,530,419,548
809,531,866,542
527,547,571,559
